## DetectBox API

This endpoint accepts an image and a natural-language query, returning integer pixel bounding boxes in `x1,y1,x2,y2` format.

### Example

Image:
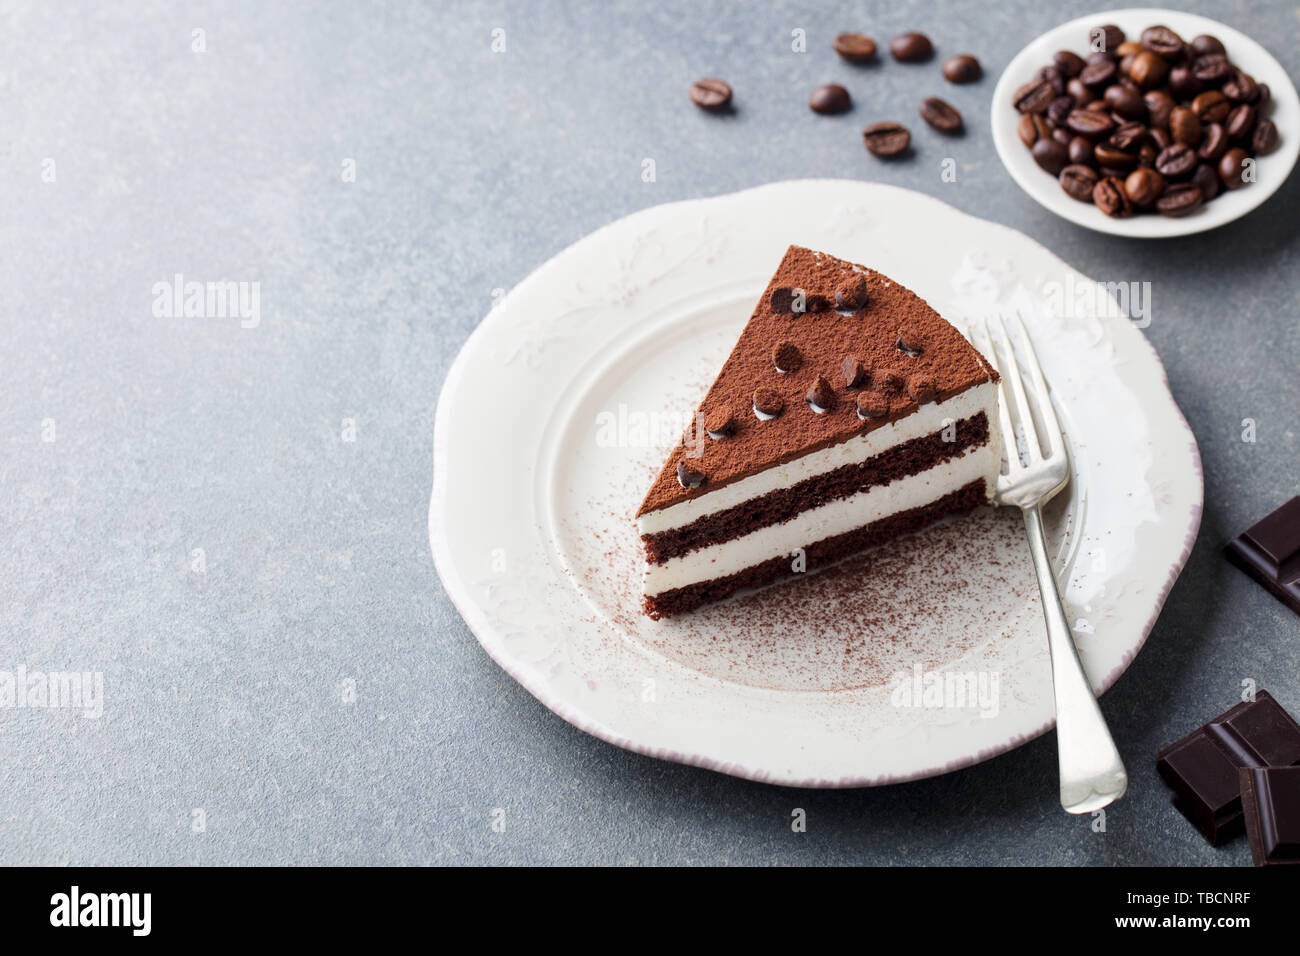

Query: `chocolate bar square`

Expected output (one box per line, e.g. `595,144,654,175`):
1240,767,1300,866
1225,496,1300,616
1156,691,1300,845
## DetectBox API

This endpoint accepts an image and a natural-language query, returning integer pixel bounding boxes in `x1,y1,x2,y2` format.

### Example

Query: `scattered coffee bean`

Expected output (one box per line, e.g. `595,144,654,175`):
1191,163,1221,201
1197,123,1228,160
862,121,911,157
810,83,852,115
943,54,981,84
1192,89,1229,123
1156,183,1204,216
1140,26,1183,59
1191,35,1225,58
1156,143,1197,178
1060,163,1100,201
833,32,877,63
1219,147,1251,189
689,77,732,110
890,32,933,62
1031,137,1070,175
1093,176,1133,216
1094,24,1125,54
920,97,963,133
1125,166,1165,206
1013,77,1055,114
1169,106,1202,145
1055,50,1087,77
1252,119,1279,155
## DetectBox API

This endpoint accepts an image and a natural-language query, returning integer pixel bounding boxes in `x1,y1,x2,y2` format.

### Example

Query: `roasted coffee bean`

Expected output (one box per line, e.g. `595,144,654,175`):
1031,137,1070,174
1140,26,1184,59
1067,77,1096,106
1144,89,1175,127
1226,103,1256,141
1252,119,1279,155
1092,176,1133,216
1257,84,1271,113
1095,142,1137,168
1047,95,1075,127
890,32,933,62
1155,143,1197,178
1068,135,1095,165
1087,50,1117,64
1168,66,1202,98
1192,54,1230,85
1080,59,1117,88
1118,74,1142,94
1191,35,1225,58
810,84,852,114
1116,41,1143,58
1191,163,1221,200
862,121,911,156
920,97,963,133
1055,50,1087,77
1105,84,1146,119
1218,147,1251,188
1085,99,1111,114
1129,50,1169,89
1192,90,1230,123
1066,109,1116,139
1223,70,1259,104
1120,53,1136,78
833,32,878,63
1150,127,1172,150
1125,166,1165,206
1169,106,1202,145
689,77,733,109
1110,121,1148,151
1017,112,1051,146
1013,77,1055,114
1059,163,1099,201
1138,143,1158,167
1052,126,1072,145
1197,123,1228,160
1093,24,1125,53
943,54,982,84
1156,183,1204,216
1039,64,1067,94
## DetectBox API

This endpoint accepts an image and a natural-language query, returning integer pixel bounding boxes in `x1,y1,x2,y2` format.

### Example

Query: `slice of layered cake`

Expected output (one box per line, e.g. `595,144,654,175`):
636,245,1003,618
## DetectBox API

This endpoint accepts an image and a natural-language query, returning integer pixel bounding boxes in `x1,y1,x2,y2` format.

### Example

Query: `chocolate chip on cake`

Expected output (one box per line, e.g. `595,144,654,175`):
676,460,705,488
704,408,734,439
895,334,924,356
772,340,802,372
877,369,905,392
907,375,937,403
806,375,836,412
842,356,867,388
835,276,868,311
769,287,828,314
753,388,784,418
856,392,890,420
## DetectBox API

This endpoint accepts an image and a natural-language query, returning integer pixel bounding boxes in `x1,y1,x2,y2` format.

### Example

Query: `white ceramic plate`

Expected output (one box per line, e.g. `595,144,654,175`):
430,179,1202,787
992,8,1300,237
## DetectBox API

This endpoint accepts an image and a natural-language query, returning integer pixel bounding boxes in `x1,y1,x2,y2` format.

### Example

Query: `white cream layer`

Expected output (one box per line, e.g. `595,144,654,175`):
643,439,997,596
638,382,997,536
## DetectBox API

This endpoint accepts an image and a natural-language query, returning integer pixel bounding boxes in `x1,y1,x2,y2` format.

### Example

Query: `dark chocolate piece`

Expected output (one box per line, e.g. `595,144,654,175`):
675,460,705,489
1240,767,1300,865
1156,690,1300,844
1225,496,1300,616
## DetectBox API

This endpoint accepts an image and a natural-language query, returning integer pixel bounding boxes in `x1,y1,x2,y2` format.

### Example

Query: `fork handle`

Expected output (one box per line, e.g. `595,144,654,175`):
1022,504,1129,814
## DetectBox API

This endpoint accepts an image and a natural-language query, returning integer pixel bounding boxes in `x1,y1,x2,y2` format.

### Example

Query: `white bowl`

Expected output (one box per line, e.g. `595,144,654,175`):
991,7,1300,237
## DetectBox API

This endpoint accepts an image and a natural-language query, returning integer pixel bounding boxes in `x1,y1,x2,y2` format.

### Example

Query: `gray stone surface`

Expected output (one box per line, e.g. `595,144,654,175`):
1,0,1297,865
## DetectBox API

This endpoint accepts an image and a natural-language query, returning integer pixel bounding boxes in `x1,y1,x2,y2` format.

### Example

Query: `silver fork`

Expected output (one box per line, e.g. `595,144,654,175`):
972,311,1128,814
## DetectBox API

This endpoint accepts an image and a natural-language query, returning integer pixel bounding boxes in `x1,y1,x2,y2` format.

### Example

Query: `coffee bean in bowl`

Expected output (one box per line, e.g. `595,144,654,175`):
1007,20,1281,220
